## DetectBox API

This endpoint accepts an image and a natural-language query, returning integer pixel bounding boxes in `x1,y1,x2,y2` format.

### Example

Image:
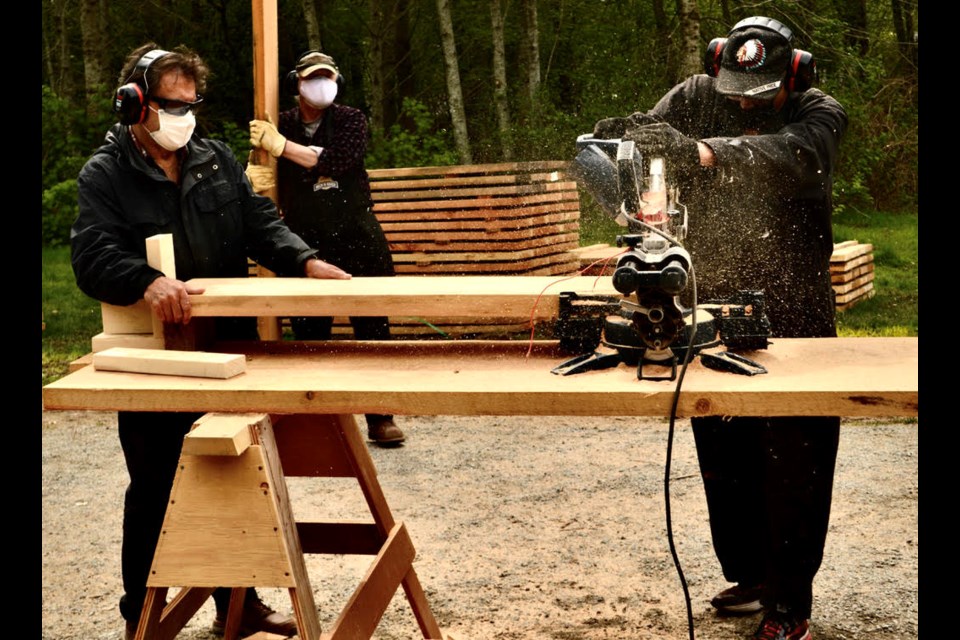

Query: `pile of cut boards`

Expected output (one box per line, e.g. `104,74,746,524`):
571,240,876,311
830,240,875,310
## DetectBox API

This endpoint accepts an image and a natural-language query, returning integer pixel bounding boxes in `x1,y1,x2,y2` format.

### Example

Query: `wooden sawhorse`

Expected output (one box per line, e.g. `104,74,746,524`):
129,412,443,640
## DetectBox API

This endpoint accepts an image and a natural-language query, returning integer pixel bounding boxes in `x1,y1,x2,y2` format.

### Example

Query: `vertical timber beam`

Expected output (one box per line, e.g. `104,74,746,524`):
252,0,282,340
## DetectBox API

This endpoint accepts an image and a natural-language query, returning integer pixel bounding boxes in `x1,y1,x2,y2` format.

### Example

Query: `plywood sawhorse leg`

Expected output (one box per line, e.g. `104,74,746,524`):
132,412,444,640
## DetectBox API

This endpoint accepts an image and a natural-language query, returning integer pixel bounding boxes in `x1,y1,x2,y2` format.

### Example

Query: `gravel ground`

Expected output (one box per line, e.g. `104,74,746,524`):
42,410,917,640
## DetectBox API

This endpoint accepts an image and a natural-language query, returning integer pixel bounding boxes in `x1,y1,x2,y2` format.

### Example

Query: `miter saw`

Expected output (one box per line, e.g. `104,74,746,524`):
552,134,770,381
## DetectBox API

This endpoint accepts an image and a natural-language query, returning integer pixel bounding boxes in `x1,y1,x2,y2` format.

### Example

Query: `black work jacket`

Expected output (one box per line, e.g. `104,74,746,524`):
645,75,848,338
72,124,317,307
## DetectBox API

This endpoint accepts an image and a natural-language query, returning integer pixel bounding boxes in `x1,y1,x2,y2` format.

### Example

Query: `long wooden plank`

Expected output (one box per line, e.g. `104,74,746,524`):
830,252,874,274
385,221,579,243
389,233,580,255
379,209,579,233
832,271,875,295
831,243,874,262
373,191,578,213
392,253,580,274
43,337,919,418
836,287,875,311
374,201,580,222
392,239,580,264
93,347,247,379
176,276,617,319
835,281,875,304
831,262,874,284
367,160,568,179
370,181,578,202
370,171,563,190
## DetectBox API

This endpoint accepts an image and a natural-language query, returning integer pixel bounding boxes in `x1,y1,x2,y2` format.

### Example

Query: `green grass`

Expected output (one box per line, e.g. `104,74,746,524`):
42,246,101,385
831,209,918,337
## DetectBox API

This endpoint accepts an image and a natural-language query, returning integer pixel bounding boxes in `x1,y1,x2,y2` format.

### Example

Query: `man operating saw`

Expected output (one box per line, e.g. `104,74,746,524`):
591,16,847,640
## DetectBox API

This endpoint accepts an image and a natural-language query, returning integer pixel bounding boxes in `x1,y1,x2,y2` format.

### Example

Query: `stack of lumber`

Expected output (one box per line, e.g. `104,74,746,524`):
570,240,877,311
831,240,875,310
367,161,582,276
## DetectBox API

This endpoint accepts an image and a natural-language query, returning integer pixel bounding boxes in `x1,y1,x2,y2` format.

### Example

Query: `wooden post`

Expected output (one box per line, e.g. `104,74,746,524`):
252,0,283,341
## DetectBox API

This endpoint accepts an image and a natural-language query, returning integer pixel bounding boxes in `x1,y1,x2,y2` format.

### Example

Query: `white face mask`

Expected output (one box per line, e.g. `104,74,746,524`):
299,77,338,109
148,108,197,151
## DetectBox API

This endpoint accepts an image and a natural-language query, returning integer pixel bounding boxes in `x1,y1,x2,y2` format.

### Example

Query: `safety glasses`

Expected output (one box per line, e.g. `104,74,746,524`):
151,94,204,116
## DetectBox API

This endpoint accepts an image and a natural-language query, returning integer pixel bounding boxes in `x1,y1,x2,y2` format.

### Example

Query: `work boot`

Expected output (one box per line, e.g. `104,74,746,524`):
211,596,297,637
711,583,765,615
367,417,406,447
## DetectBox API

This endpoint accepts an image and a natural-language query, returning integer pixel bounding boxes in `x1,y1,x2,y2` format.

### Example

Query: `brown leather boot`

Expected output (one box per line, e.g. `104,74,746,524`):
367,417,406,446
211,596,297,637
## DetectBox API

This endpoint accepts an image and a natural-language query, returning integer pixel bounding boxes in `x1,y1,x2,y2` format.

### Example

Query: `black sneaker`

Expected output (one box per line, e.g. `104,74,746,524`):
710,583,765,614
752,609,811,640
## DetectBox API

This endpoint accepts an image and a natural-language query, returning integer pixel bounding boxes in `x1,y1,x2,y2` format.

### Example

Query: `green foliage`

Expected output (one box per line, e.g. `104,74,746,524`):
207,120,252,165
42,246,102,385
42,85,114,247
366,98,459,169
42,181,79,248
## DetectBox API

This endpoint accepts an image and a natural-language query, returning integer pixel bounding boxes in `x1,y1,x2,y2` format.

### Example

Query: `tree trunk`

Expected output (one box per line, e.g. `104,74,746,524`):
435,0,472,163
79,0,108,114
831,0,869,57
651,0,673,86
301,0,323,51
520,0,541,113
675,0,701,81
891,0,918,75
391,0,416,129
368,0,386,136
490,0,513,160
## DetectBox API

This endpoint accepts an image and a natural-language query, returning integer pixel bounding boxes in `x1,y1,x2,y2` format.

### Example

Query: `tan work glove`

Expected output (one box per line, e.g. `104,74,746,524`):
244,155,276,194
249,117,287,158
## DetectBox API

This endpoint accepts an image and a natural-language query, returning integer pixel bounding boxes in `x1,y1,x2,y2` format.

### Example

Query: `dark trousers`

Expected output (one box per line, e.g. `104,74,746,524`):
691,416,840,618
291,315,393,428
117,411,255,622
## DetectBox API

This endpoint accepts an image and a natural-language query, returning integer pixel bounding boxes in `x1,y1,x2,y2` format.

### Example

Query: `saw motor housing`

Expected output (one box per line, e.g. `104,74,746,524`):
557,134,769,380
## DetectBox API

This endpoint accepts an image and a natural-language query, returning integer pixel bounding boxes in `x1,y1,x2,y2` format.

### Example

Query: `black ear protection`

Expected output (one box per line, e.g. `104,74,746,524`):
284,50,344,98
704,17,817,93
114,49,170,125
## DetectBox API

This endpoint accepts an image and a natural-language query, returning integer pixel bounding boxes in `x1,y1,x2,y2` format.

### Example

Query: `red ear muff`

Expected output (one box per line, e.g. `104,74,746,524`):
704,38,727,77
115,82,149,125
786,49,817,92
114,48,169,125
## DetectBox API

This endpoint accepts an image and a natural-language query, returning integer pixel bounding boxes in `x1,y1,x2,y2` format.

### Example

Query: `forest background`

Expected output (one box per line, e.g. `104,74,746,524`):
41,0,918,249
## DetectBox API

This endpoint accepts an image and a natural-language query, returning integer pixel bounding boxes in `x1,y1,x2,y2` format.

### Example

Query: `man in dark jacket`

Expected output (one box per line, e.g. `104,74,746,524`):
592,17,846,640
72,43,350,639
247,50,405,446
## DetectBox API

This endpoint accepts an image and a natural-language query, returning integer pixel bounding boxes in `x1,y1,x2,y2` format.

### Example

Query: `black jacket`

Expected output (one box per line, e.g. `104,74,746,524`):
646,75,848,338
72,124,317,306
276,103,394,277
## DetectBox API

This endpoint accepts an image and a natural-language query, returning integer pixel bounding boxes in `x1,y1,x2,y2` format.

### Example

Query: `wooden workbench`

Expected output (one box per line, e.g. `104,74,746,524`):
44,337,918,419
41,276,918,640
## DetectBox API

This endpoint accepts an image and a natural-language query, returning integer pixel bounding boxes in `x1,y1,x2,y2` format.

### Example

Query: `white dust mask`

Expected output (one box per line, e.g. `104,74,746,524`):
148,108,196,151
300,78,338,109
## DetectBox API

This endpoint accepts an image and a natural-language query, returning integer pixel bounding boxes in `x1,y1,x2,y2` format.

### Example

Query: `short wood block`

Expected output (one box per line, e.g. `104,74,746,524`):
92,347,247,379
91,332,164,353
183,413,256,456
100,300,153,334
